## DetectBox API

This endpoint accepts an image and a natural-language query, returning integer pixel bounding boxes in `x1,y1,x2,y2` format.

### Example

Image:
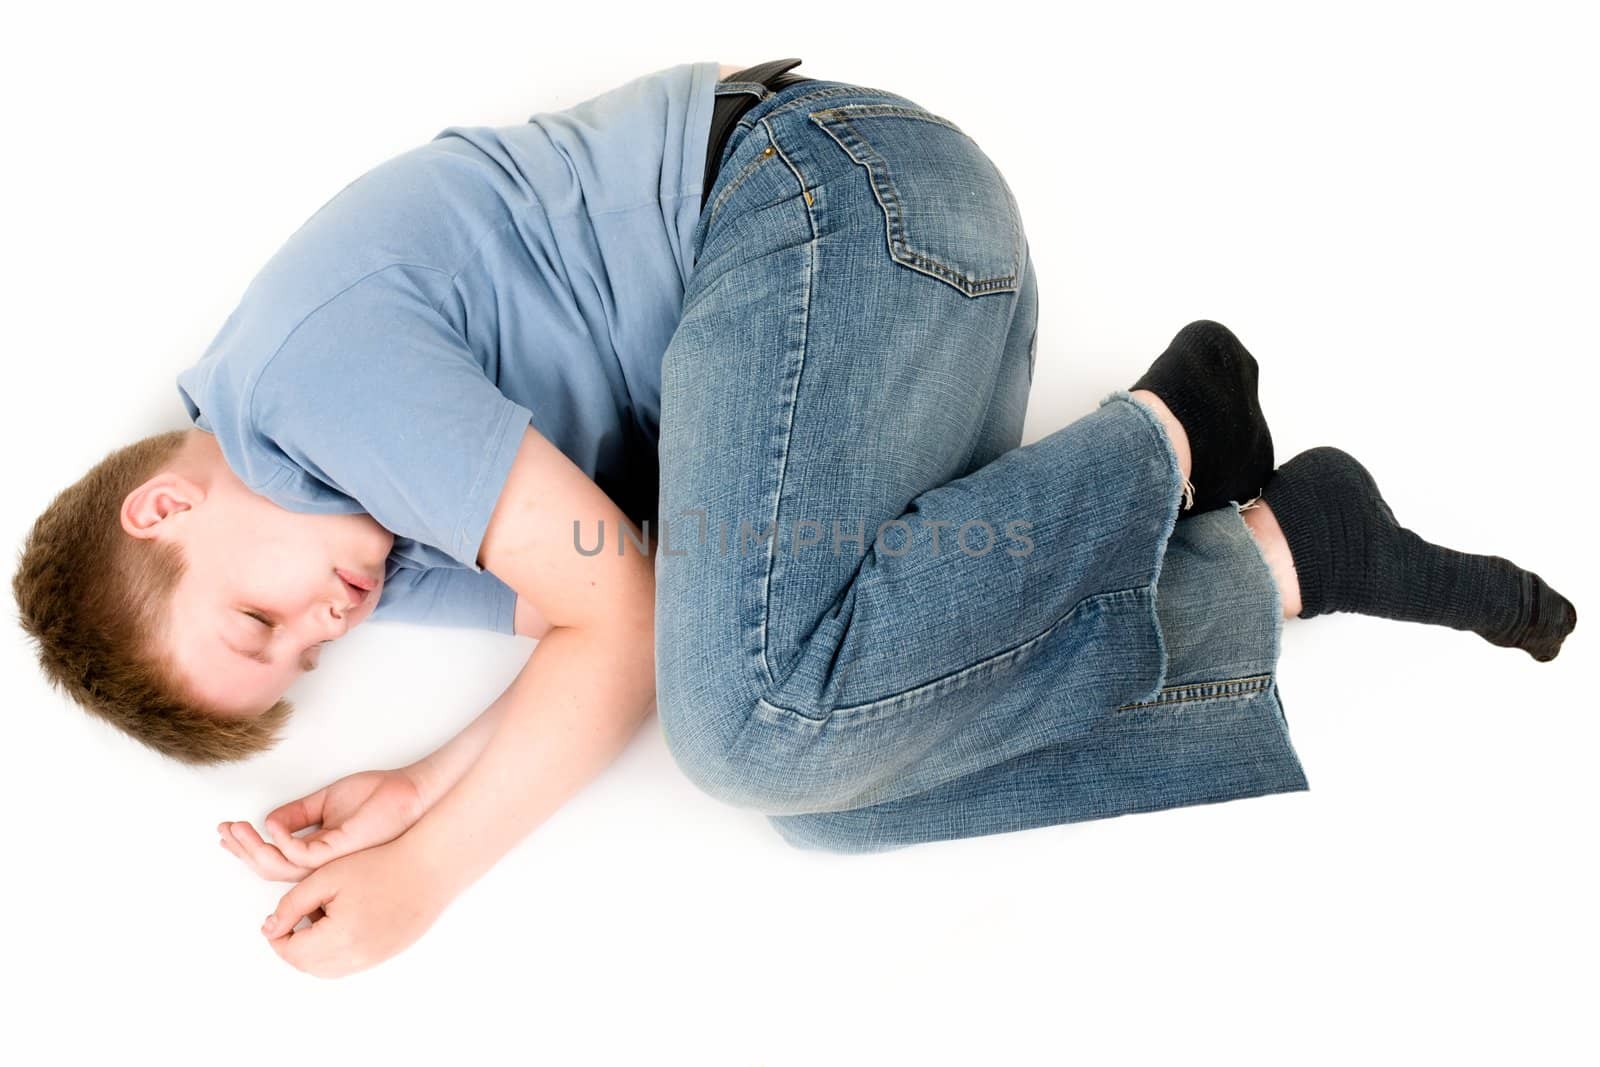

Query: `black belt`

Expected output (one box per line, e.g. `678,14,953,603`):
701,58,816,215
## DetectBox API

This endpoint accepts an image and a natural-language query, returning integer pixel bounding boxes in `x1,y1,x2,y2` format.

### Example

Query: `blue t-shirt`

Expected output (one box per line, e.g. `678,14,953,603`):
176,61,720,634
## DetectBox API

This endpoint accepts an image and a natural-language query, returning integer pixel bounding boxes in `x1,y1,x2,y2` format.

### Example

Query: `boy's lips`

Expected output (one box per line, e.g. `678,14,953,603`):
335,567,379,608
335,567,377,592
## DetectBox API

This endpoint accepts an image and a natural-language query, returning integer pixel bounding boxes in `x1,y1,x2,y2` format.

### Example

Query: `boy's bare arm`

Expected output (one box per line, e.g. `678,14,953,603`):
400,593,551,807
405,417,651,815
262,424,657,974
403,423,657,885
402,608,653,894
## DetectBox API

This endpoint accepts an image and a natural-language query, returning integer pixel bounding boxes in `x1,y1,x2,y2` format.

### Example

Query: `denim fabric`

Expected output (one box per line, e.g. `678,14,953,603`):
653,75,1309,853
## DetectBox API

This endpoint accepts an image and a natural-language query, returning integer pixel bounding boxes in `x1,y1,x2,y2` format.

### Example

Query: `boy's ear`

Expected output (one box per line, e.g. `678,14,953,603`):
121,473,206,540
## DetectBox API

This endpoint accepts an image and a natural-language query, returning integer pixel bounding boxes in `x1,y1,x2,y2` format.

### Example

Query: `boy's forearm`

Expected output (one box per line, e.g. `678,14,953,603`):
404,699,509,809
404,593,558,807
399,618,656,895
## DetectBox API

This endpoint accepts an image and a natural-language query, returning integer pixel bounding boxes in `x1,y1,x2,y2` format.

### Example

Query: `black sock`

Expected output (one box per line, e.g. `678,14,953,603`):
1260,446,1578,662
1130,319,1274,517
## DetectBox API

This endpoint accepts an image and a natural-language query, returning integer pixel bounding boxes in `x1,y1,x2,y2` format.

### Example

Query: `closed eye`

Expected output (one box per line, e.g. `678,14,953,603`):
239,608,324,671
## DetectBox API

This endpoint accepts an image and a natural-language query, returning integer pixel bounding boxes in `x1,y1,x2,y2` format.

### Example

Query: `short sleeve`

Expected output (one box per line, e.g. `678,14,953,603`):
250,270,533,572
370,563,518,633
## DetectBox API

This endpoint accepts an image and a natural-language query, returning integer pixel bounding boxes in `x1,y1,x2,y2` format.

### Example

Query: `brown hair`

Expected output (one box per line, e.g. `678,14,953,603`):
11,429,292,764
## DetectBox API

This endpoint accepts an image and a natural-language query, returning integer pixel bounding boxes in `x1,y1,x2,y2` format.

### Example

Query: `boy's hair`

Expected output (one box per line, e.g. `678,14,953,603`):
11,429,292,765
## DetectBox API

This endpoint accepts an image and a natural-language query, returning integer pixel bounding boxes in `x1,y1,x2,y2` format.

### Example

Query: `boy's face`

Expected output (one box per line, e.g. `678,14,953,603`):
123,435,395,717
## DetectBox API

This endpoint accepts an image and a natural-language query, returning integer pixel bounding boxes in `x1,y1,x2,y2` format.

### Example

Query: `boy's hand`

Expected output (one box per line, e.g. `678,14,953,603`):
218,767,428,881
217,819,311,881
260,835,453,978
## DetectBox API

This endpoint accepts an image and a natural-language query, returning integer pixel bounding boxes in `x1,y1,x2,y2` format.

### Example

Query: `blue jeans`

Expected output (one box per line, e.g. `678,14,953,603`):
653,74,1309,853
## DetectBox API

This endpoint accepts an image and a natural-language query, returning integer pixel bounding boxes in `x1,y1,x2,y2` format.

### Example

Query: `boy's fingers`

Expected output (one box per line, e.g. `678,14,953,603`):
275,825,351,868
219,822,279,879
263,872,333,942
267,906,330,973
219,828,247,862
230,821,311,882
229,820,276,854
219,823,259,867
264,787,328,845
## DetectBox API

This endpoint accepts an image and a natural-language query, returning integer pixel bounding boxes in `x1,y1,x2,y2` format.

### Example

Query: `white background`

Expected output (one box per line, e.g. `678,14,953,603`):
3,2,1594,1064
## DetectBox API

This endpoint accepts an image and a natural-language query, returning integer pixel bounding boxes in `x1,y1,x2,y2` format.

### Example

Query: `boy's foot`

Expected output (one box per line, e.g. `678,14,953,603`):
1130,319,1274,517
1260,445,1578,661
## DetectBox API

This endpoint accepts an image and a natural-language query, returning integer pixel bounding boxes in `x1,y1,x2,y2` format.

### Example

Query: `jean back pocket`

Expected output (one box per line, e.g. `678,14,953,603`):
808,103,1023,298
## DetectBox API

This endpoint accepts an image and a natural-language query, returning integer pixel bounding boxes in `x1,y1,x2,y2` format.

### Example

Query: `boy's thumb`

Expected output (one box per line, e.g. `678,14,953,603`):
262,873,328,938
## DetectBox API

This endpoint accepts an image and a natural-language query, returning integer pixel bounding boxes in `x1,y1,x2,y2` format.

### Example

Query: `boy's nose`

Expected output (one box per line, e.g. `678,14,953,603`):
319,599,353,637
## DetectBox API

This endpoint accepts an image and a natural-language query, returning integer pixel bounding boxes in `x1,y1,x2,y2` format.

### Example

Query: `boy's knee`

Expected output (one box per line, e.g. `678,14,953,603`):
656,665,847,813
657,686,794,811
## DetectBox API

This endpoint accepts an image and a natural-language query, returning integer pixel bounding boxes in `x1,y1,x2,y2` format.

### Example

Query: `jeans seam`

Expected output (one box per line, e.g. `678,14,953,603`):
1103,389,1184,705
1111,672,1274,711
704,144,779,235
756,118,819,690
814,102,971,136
757,83,923,123
756,585,1152,727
